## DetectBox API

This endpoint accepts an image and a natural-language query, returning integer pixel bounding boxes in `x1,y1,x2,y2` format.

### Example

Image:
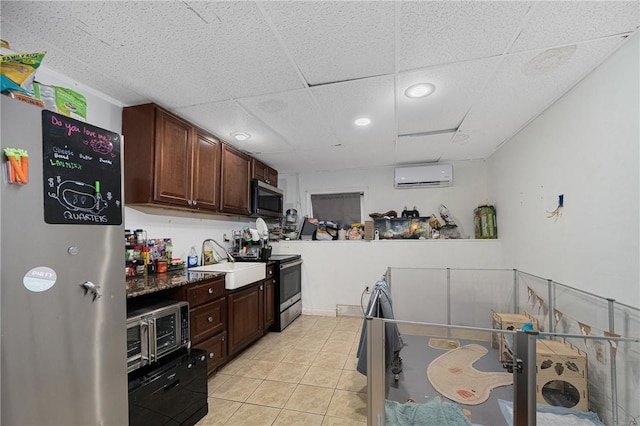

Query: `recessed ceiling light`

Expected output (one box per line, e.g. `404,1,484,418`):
354,117,371,127
230,131,250,141
405,83,436,99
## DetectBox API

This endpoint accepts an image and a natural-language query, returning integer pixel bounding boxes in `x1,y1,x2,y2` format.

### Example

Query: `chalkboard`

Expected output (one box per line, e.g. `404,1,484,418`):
42,110,122,225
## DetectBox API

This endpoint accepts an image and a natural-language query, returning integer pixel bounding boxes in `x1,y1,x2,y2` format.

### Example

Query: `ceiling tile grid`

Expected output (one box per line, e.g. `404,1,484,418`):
295,141,396,173
175,100,292,155
457,36,627,152
261,1,396,85
510,1,640,53
398,1,532,71
310,74,396,148
258,150,314,174
238,89,338,151
1,1,638,175
0,19,146,106
178,1,305,102
397,56,501,135
395,133,453,165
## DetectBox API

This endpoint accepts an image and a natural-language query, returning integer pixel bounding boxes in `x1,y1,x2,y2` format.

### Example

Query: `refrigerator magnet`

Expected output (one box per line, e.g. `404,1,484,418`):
23,266,57,292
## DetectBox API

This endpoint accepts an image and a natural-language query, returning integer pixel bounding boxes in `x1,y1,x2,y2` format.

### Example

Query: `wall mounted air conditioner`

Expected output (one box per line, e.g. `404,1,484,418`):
394,164,453,188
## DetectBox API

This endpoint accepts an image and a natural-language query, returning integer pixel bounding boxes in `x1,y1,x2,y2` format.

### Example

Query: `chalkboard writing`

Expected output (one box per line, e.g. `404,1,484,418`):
42,110,122,225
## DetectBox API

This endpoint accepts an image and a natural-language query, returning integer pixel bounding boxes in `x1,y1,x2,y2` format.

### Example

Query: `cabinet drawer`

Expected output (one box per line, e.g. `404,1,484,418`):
191,298,226,344
186,278,225,307
195,331,227,374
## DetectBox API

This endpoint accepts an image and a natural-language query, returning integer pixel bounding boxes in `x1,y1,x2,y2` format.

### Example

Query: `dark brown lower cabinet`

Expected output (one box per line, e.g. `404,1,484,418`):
168,275,275,374
198,331,227,372
227,282,264,357
169,277,227,374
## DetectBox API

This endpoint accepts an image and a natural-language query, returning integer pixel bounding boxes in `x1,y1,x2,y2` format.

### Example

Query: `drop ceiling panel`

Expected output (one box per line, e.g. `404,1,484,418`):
178,2,304,102
511,1,640,53
262,1,396,85
175,100,292,155
296,142,396,172
440,135,499,162
395,133,452,164
459,37,626,152
399,1,530,71
1,1,636,175
311,75,395,147
239,89,337,150
0,20,144,106
398,56,500,135
256,151,314,174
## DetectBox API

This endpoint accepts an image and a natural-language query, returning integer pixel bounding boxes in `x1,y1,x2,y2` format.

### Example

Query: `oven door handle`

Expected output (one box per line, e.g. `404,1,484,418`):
280,259,303,270
140,320,150,363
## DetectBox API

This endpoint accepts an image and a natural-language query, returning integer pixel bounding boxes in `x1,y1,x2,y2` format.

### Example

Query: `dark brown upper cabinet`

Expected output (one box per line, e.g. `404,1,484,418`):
251,158,278,187
122,104,221,212
220,143,251,215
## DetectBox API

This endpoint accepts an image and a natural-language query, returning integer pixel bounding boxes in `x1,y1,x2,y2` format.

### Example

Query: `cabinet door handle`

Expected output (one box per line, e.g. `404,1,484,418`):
208,288,214,294
272,279,276,284
187,200,192,206
221,336,225,342
268,270,273,276
209,352,214,359
208,316,213,322
260,284,264,291
193,200,197,206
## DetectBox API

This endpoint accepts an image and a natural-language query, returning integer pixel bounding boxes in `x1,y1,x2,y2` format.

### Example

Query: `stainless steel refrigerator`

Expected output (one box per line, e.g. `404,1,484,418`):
1,96,128,425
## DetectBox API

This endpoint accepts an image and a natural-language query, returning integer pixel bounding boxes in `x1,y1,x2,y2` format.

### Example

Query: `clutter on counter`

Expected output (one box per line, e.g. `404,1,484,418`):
368,204,464,239
125,229,181,277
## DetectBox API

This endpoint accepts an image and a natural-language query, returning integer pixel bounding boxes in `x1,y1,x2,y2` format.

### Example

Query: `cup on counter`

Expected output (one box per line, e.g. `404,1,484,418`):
157,260,168,273
338,229,347,240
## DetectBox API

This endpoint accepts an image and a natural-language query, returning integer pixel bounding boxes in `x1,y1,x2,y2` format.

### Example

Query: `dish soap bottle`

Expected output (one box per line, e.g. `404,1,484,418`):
188,246,198,268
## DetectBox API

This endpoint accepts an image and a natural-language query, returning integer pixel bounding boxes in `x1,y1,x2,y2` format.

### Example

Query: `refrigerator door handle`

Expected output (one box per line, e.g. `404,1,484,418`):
81,281,102,302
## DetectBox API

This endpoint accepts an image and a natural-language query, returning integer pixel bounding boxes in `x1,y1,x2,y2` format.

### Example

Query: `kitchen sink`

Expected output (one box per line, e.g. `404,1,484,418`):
188,262,265,290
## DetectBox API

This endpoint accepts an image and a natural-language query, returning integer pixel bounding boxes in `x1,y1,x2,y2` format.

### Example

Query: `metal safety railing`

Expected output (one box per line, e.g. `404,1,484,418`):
362,267,640,426
366,318,640,426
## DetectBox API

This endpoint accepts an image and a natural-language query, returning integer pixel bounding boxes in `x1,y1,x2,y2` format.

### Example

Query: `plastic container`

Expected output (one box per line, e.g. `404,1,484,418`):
187,246,198,268
474,205,497,239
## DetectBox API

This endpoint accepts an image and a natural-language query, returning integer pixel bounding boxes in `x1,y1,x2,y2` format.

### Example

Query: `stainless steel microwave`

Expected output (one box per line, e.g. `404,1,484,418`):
251,179,283,219
126,300,189,373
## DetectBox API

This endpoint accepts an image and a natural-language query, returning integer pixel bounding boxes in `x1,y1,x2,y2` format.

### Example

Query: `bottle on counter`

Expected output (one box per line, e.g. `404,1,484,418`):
188,246,198,268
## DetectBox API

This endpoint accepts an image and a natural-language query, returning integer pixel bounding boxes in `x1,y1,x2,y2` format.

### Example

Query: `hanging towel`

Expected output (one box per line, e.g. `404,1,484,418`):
356,276,403,375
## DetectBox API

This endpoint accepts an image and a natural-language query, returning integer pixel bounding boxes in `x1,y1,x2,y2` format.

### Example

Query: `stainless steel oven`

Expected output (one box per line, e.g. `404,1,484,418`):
126,300,190,373
271,255,303,331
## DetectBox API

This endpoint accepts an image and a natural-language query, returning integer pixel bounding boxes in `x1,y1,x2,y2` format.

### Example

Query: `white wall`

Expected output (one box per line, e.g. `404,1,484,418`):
280,159,488,238
272,239,502,316
487,33,640,306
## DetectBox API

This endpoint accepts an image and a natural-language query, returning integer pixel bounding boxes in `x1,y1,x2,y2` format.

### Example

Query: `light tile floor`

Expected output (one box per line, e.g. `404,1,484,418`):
196,315,368,426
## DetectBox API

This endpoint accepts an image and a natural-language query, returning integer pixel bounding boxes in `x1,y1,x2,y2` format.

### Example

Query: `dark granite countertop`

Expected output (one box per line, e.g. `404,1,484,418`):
126,268,225,298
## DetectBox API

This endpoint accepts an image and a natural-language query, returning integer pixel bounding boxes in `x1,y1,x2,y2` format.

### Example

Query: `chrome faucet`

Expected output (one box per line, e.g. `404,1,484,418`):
201,239,235,265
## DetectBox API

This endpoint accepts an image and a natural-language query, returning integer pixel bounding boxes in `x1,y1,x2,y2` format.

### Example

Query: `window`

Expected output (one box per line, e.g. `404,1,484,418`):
310,192,363,229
